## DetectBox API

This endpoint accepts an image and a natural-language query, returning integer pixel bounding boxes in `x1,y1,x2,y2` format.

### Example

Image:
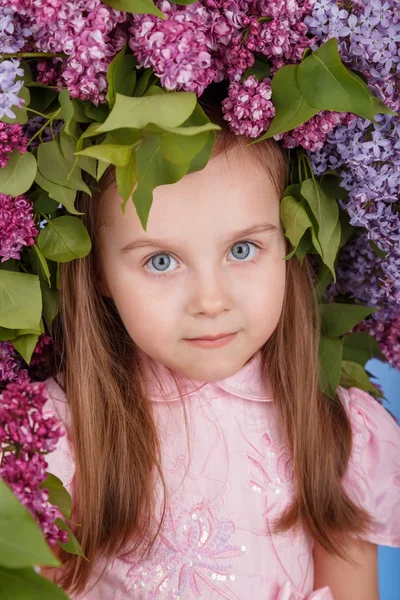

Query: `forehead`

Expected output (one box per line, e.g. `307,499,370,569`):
100,143,281,242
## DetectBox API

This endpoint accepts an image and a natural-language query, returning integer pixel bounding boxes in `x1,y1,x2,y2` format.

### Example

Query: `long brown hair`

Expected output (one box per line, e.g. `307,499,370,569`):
51,89,376,596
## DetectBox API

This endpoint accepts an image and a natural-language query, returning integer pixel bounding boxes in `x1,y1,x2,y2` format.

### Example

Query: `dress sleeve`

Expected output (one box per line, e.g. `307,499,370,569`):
42,376,75,497
337,385,400,548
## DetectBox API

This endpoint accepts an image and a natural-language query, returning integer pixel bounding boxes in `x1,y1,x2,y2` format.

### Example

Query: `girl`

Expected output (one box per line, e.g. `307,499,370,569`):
41,95,400,600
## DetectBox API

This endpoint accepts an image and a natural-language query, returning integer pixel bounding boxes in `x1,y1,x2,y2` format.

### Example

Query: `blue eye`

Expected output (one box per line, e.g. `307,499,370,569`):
146,253,178,274
144,241,260,276
228,241,258,261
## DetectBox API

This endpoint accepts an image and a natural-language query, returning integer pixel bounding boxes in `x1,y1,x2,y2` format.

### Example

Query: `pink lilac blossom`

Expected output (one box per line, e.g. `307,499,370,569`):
0,192,38,262
0,380,68,547
0,121,28,167
0,341,28,388
222,75,275,136
244,0,317,72
128,0,239,95
354,313,400,371
274,111,354,152
2,0,128,105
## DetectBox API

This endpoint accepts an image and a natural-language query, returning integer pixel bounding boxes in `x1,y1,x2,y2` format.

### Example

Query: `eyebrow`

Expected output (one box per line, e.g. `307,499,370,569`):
120,222,279,254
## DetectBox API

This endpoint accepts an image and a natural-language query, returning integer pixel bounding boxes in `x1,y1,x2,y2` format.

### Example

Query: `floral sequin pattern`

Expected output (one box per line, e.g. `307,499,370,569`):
120,497,246,599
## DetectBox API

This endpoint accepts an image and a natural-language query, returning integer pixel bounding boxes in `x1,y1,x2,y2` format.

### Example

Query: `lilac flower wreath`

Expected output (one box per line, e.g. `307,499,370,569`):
0,0,399,596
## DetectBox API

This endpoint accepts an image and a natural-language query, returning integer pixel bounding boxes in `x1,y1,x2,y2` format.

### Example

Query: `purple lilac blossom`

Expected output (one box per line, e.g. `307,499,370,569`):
23,115,63,150
0,121,28,167
0,58,25,119
306,0,400,363
0,6,31,54
0,192,38,262
0,380,68,547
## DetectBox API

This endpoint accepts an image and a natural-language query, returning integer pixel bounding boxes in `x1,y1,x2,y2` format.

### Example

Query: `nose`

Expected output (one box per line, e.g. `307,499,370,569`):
187,268,233,318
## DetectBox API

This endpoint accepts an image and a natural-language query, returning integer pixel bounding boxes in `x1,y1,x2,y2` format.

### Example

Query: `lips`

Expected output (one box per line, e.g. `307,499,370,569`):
187,333,234,341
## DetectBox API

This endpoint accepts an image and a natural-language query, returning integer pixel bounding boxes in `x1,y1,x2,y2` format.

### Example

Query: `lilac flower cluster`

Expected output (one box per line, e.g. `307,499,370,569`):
129,0,242,95
1,0,128,104
0,192,38,262
0,341,28,388
0,380,68,547
0,58,25,119
244,0,316,72
324,229,400,368
0,6,31,54
0,121,28,167
305,0,400,368
23,115,63,150
222,75,275,136
274,111,352,152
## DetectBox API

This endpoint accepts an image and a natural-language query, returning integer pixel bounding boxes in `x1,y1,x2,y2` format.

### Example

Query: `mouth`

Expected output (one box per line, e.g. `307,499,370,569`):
184,332,238,348
186,333,235,341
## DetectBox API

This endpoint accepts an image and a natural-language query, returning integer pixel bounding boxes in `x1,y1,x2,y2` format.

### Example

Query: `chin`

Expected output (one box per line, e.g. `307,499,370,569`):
183,356,246,383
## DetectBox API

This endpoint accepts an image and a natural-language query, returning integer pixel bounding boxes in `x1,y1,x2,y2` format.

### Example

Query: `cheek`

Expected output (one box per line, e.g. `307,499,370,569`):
104,268,179,343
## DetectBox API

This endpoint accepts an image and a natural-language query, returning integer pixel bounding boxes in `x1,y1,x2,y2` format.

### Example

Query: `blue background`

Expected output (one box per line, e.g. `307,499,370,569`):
366,359,400,600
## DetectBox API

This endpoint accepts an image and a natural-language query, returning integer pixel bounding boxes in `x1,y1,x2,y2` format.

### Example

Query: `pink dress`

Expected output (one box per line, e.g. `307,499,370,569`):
43,351,400,600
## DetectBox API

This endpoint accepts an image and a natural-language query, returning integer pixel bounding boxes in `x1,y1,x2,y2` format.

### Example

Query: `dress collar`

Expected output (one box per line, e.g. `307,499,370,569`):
137,349,274,403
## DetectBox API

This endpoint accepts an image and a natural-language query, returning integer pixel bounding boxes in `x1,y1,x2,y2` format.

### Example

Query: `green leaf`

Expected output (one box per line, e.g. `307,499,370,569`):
257,64,318,139
297,38,392,121
40,278,59,333
102,0,166,18
12,333,40,364
96,91,197,133
59,126,97,178
39,475,72,520
38,216,92,263
318,335,343,399
314,263,333,302
31,189,60,214
0,566,70,599
187,131,215,174
75,141,137,166
159,129,210,164
1,87,31,125
37,140,91,195
58,89,75,135
54,518,86,558
32,244,51,286
97,159,110,181
292,231,313,263
83,100,110,123
134,67,155,97
339,360,383,396
35,170,80,216
319,303,380,338
240,56,271,83
132,134,189,230
320,169,348,200
0,271,42,330
0,480,60,569
280,195,313,254
300,179,341,281
116,152,138,208
106,44,138,107
0,150,37,196
342,331,386,366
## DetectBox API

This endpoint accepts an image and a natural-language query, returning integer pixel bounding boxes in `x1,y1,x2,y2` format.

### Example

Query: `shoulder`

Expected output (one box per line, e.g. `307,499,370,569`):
337,385,400,548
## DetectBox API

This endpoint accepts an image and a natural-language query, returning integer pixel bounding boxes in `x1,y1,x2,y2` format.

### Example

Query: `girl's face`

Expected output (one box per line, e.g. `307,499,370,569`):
98,143,287,382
